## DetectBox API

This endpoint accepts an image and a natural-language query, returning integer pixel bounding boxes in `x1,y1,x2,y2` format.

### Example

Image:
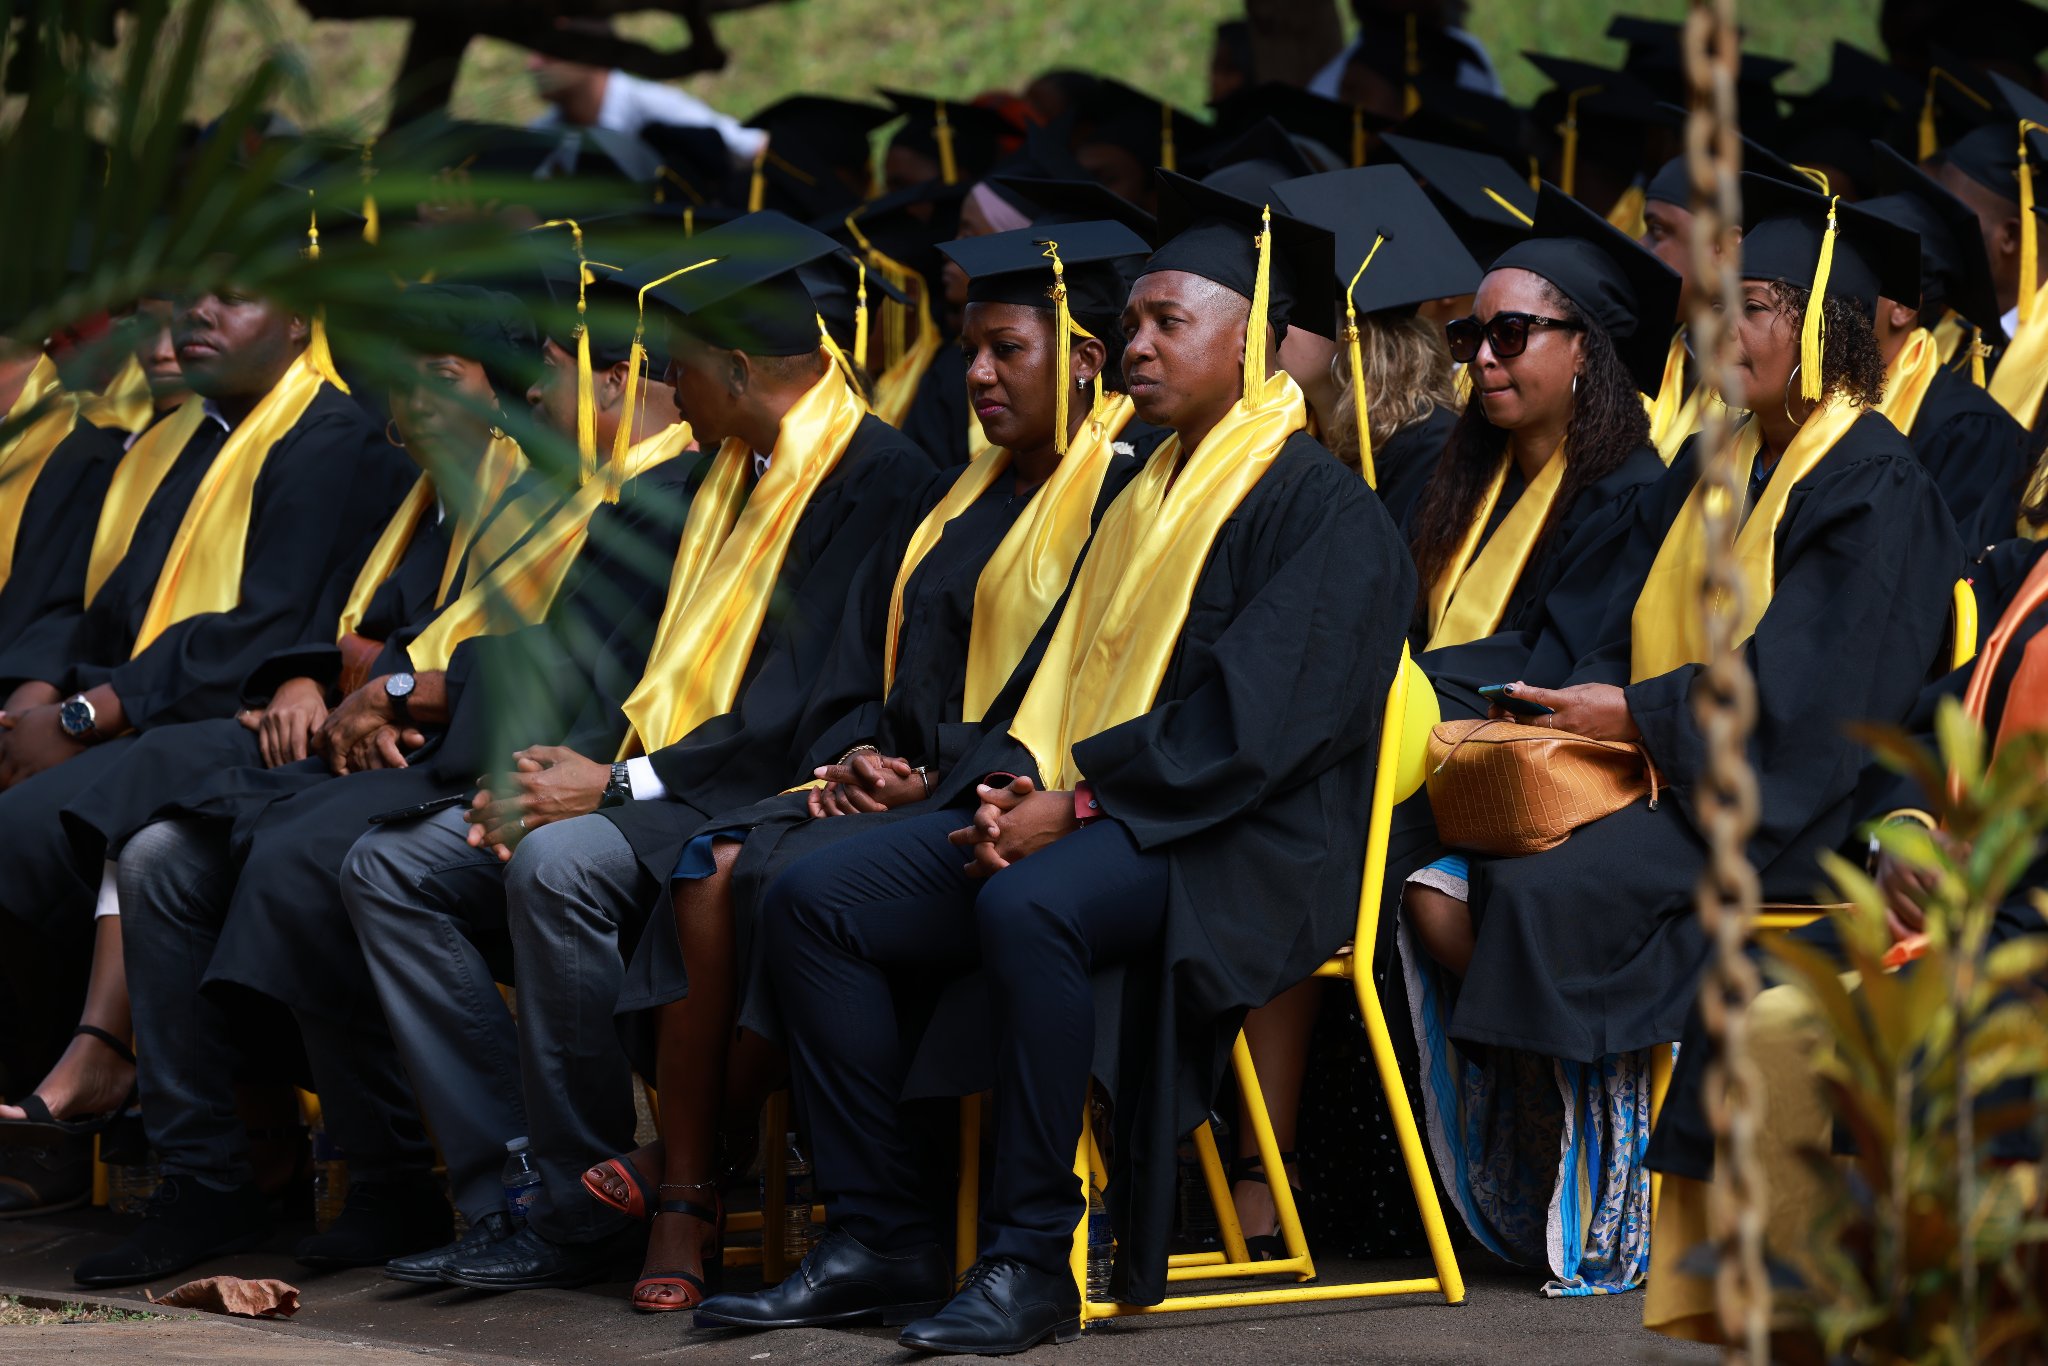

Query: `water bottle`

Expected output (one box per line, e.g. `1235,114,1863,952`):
105,1150,160,1216
1085,1183,1114,1302
310,1121,349,1231
780,1133,819,1262
501,1137,543,1222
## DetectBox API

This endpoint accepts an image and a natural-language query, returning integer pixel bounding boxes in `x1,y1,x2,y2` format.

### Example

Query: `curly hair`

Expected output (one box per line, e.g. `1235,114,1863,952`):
1324,312,1458,473
1763,280,1886,409
1408,279,1651,623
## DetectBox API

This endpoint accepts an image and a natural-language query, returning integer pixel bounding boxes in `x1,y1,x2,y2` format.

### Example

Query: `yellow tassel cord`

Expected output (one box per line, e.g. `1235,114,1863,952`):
935,101,959,185
1343,235,1388,488
2022,121,2047,326
748,139,769,211
1920,67,1992,161
360,140,379,246
1160,102,1176,173
854,259,870,367
537,219,598,483
1044,240,1076,454
684,206,696,238
1790,163,1831,196
1402,16,1421,116
1973,327,1989,387
1526,155,1542,194
619,257,722,501
1351,106,1368,168
1482,186,1534,227
1242,206,1275,410
1801,196,1840,404
844,212,920,373
1558,86,1600,200
656,165,707,207
817,313,863,393
302,196,350,394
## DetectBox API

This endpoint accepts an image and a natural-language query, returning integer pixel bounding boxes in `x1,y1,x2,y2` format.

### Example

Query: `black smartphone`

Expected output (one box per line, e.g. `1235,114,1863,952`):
1477,683,1556,718
365,792,469,826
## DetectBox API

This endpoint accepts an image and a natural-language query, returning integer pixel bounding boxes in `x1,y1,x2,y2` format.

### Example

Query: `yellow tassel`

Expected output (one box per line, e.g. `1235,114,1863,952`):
360,139,379,246
1243,206,1274,410
1801,196,1839,403
749,140,768,212
1972,327,1989,387
1482,186,1533,226
1042,240,1074,455
818,313,861,392
538,220,598,481
1558,86,1599,200
1527,155,1541,194
608,340,644,503
303,196,350,394
1351,106,1367,168
2022,122,2044,327
1160,102,1176,173
684,206,695,238
935,101,959,184
854,259,870,367
1402,15,1421,116
1919,84,1939,162
1344,235,1387,488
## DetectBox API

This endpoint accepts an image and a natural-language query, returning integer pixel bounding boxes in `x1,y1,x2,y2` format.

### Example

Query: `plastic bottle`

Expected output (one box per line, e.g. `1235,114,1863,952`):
1086,1183,1114,1302
781,1133,819,1262
310,1120,348,1231
105,1150,160,1216
501,1137,543,1222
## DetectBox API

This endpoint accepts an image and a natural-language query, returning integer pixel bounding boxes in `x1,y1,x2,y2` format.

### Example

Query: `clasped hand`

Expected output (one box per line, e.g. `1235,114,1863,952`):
946,775,1080,878
316,676,423,775
1490,681,1641,742
808,750,930,818
464,744,610,862
237,675,330,768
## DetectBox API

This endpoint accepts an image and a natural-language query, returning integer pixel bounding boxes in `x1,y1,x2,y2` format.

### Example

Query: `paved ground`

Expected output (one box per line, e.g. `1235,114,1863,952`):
0,1208,1710,1364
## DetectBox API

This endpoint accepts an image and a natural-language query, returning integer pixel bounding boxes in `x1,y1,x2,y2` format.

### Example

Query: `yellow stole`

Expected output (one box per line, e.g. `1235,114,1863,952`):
1988,274,2048,429
870,291,942,428
84,401,210,605
1629,401,1863,680
332,435,527,640
1009,374,1307,790
1605,184,1647,240
130,354,330,656
1932,310,1968,368
1423,445,1567,650
82,356,154,435
885,393,1133,718
1645,330,1711,465
619,368,866,755
404,424,691,673
0,355,81,590
1877,326,1943,438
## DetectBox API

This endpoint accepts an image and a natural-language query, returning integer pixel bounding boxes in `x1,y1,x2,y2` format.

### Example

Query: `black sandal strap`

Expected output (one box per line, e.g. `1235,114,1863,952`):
655,1197,718,1224
74,1025,136,1067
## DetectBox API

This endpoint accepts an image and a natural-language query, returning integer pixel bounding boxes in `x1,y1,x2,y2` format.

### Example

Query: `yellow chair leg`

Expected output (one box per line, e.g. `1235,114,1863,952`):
1648,1042,1674,1227
1353,967,1465,1305
91,1134,110,1208
761,1090,790,1284
1190,1118,1252,1265
957,1092,983,1278
1231,1033,1314,1280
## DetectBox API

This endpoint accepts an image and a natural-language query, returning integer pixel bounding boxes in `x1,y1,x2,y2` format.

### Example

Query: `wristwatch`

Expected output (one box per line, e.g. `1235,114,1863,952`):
58,693,99,741
601,760,633,808
383,671,417,721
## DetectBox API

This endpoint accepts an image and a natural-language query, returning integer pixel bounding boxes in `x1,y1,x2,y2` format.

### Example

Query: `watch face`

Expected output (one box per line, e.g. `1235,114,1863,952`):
60,698,93,737
385,672,417,698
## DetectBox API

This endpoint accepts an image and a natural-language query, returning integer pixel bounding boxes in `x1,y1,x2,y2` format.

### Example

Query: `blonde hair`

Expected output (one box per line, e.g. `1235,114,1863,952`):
1325,312,1457,473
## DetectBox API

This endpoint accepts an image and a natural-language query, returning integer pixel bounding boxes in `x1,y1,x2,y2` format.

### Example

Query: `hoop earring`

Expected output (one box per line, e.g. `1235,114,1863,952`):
1571,373,1580,396
1782,363,1804,426
384,420,405,449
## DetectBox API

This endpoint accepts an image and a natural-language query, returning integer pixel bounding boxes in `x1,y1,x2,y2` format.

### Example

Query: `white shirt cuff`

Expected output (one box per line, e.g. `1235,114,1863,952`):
626,756,666,801
94,861,121,919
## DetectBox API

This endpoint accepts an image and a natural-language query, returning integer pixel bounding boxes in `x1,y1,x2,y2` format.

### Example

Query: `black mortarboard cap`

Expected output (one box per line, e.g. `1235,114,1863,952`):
1143,170,1337,339
1378,132,1536,263
1930,0,2048,64
747,95,892,179
1209,82,1386,168
570,127,663,184
880,90,1022,184
1345,14,1471,89
828,177,969,309
1399,77,1540,167
1073,77,1214,174
533,248,637,368
985,175,1157,239
1197,117,1330,201
1273,165,1481,332
800,246,909,351
939,220,1150,317
1937,69,2048,205
1739,172,1923,319
1607,16,1791,136
1523,53,1671,126
638,122,739,208
392,282,539,403
1491,184,1682,392
983,118,1093,193
1644,119,1806,206
621,210,842,356
1860,140,2004,339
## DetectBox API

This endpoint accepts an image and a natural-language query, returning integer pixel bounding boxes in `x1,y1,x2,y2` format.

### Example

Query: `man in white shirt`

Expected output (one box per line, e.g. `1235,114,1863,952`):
528,49,764,162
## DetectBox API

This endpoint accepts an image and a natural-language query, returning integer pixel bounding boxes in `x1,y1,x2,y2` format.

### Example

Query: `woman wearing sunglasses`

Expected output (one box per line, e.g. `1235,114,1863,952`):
1396,176,1962,1298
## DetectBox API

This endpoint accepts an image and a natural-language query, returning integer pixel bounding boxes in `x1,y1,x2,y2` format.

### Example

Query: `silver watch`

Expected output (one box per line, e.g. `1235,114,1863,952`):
58,693,98,740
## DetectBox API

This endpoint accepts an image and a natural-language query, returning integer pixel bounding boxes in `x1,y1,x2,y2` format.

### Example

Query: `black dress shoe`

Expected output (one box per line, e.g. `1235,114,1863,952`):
384,1210,520,1283
295,1174,453,1268
72,1175,271,1288
693,1227,949,1330
898,1257,1082,1355
437,1223,636,1291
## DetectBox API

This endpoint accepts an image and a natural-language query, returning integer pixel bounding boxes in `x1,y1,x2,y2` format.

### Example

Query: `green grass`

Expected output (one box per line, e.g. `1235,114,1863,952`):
195,0,1881,137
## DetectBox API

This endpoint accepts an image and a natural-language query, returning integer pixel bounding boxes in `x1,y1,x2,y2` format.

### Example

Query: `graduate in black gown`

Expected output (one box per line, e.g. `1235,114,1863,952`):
691,172,1411,1352
1396,175,1962,1293
1856,142,2031,541
575,221,1156,1312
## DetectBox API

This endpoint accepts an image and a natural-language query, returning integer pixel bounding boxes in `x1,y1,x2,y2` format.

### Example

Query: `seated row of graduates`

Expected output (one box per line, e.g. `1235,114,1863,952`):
0,126,2031,1347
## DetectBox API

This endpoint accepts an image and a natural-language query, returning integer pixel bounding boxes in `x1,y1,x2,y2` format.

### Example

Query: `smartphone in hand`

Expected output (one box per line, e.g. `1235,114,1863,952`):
1477,683,1556,718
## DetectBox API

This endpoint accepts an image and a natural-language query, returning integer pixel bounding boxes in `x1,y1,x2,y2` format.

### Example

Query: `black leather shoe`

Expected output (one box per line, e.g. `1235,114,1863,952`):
384,1210,520,1283
437,1223,637,1291
72,1175,271,1288
295,1174,453,1268
898,1257,1082,1355
693,1228,949,1331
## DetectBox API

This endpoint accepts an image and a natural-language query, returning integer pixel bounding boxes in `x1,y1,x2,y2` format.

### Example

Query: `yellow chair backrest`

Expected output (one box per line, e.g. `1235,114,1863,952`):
1351,646,1438,959
1952,577,1977,672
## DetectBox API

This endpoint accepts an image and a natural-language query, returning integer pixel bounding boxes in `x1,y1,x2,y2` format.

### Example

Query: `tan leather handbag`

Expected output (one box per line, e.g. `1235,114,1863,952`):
1424,717,1660,858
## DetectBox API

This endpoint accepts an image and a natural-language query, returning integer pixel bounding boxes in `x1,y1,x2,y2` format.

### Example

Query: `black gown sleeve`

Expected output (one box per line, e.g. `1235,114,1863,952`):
0,419,122,680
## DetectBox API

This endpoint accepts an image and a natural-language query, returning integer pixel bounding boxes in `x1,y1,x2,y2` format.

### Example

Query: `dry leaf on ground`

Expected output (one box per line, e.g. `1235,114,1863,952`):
147,1275,301,1318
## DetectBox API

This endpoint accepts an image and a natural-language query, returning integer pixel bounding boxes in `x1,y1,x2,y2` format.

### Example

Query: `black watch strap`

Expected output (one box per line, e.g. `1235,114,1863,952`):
602,760,632,807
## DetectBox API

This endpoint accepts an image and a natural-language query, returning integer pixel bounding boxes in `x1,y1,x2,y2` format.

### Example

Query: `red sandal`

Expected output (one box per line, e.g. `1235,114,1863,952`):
632,1186,723,1314
581,1146,662,1220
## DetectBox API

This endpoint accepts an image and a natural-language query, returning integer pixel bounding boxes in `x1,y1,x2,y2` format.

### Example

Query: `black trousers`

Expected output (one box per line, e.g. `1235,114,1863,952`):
761,808,1167,1277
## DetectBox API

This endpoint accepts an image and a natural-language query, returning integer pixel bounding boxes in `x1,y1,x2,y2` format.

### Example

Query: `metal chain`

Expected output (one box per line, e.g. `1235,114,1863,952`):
1682,1,1771,1359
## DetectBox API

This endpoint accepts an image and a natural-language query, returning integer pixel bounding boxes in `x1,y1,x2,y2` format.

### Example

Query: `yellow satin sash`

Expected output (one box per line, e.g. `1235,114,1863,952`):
1646,330,1710,465
1605,183,1647,240
332,435,528,641
870,289,941,428
1877,326,1943,438
1008,374,1306,789
131,354,331,656
885,393,1133,717
1931,310,1968,367
404,424,693,674
82,356,153,435
1989,274,2048,428
619,367,866,755
85,400,209,605
1423,445,1567,650
1629,400,1863,680
0,355,81,590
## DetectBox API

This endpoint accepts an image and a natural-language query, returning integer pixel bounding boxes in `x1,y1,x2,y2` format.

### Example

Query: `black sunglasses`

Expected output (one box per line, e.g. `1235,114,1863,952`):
1444,311,1583,364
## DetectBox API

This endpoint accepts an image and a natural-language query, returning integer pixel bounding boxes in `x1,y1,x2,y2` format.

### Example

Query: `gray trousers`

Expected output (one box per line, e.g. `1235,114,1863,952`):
120,819,434,1189
339,807,656,1241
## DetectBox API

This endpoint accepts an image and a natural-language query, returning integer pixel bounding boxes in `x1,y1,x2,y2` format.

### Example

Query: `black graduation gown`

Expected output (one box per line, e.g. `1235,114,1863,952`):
1371,405,1454,528
0,418,123,666
899,345,973,469
592,416,940,886
613,436,1155,1069
1448,412,1962,1064
1903,364,2030,542
1419,443,1671,719
895,433,1415,1305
